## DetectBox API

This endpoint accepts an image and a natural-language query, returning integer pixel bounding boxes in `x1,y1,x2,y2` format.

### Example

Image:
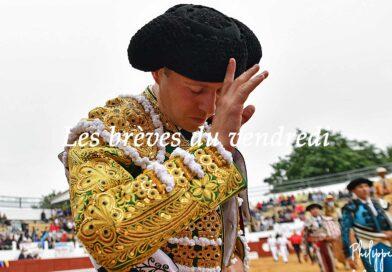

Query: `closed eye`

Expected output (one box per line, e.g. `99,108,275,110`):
187,86,203,94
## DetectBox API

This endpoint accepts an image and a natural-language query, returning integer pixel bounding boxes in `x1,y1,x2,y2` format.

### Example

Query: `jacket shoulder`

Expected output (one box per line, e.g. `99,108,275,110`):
342,200,357,213
88,96,153,133
65,95,158,166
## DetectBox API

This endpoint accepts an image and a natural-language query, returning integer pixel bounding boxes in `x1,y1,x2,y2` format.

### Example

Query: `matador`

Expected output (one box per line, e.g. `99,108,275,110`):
60,4,268,272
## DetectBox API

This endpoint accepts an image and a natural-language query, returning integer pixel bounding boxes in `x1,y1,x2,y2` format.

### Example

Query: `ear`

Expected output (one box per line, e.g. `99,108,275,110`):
151,68,164,84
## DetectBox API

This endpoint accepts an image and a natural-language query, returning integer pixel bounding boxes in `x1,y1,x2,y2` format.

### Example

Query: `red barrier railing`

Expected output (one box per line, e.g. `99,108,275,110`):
0,257,93,272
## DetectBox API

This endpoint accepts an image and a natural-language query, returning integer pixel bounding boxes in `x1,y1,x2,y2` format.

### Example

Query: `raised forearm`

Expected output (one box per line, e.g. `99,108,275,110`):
68,143,246,271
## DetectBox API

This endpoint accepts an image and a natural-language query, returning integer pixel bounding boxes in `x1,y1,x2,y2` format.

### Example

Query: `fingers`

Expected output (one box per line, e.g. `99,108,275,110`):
241,105,256,126
235,64,260,85
238,70,269,103
223,58,236,85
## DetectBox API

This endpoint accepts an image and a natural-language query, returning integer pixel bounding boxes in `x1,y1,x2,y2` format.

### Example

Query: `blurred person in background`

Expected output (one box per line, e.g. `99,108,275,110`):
323,195,341,220
276,233,290,264
341,177,392,272
374,167,392,204
267,234,278,262
303,203,336,272
289,231,303,263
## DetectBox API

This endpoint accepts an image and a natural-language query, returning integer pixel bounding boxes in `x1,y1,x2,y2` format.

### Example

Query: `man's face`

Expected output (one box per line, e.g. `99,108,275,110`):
378,172,386,178
310,208,320,217
152,68,223,131
352,183,370,199
326,199,334,207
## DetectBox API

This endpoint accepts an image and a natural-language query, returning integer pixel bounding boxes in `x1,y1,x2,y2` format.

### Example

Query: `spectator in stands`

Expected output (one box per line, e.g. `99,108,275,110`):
284,208,293,222
40,210,47,223
315,191,325,202
295,203,304,214
18,248,33,260
56,209,63,217
49,220,60,233
39,230,49,249
0,214,10,226
2,235,12,250
31,227,38,242
48,235,56,249
307,192,312,202
16,234,24,250
281,195,288,206
60,231,68,242
276,210,282,223
296,192,307,203
259,216,274,231
289,195,294,205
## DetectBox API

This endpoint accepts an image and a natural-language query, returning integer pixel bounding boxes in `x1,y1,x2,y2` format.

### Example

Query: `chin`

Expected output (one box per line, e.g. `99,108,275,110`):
182,121,205,132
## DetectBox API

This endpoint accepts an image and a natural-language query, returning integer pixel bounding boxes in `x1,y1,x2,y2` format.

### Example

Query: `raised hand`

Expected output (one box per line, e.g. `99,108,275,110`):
210,58,268,152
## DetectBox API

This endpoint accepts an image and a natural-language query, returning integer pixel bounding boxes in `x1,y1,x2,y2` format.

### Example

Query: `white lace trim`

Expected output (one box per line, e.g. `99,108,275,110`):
168,236,222,247
62,118,175,192
63,94,173,191
119,94,167,163
192,131,233,164
237,196,244,207
230,256,238,265
238,230,250,272
62,94,229,193
171,147,205,178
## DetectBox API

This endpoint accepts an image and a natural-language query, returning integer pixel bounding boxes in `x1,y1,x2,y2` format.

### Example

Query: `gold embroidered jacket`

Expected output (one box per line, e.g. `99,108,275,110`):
65,89,247,271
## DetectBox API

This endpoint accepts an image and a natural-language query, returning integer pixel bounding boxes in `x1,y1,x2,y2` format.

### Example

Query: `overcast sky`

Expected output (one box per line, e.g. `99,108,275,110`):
1,0,391,197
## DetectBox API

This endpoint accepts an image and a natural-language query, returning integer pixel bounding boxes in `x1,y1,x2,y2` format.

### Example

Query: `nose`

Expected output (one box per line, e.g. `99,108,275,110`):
197,89,216,116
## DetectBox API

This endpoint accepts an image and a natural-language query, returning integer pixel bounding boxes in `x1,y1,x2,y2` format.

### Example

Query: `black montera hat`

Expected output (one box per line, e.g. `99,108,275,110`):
306,203,323,212
128,4,262,82
347,177,373,191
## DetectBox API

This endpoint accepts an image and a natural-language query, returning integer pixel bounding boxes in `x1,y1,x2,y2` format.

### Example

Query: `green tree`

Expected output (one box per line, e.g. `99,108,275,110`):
39,190,60,209
386,146,392,163
264,129,391,185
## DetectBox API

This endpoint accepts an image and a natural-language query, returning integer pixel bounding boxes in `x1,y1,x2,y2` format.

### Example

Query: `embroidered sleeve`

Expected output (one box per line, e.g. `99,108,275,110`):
67,135,245,271
340,205,354,258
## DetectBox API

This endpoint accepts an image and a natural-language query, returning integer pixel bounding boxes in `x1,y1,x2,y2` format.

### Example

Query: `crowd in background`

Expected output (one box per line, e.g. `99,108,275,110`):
250,190,350,232
0,209,75,254
250,167,392,272
1,168,390,272
0,189,364,249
